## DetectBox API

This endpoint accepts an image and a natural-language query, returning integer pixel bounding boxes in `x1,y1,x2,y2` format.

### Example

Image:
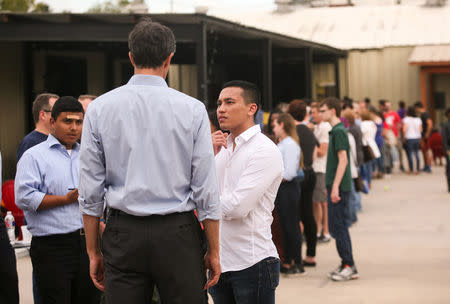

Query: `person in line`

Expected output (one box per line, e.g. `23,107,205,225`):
310,103,332,244
360,110,381,189
210,80,283,304
15,97,100,303
319,97,359,282
403,106,423,174
272,113,303,275
0,151,19,304
17,93,59,161
414,102,433,172
343,109,364,222
288,99,318,272
383,101,404,172
441,108,450,192
78,18,221,304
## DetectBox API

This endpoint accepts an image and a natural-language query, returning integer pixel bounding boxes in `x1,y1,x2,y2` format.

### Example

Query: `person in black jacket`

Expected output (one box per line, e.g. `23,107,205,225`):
288,99,318,271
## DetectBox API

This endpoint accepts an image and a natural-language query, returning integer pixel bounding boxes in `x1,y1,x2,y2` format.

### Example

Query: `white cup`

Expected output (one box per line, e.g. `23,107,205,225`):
21,225,32,243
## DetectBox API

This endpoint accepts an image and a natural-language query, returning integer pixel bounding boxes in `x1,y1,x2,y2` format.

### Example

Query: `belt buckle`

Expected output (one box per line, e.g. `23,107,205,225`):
80,228,85,236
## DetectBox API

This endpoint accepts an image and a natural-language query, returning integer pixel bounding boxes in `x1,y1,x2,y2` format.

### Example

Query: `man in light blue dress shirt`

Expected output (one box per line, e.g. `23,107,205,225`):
78,18,221,304
15,97,100,304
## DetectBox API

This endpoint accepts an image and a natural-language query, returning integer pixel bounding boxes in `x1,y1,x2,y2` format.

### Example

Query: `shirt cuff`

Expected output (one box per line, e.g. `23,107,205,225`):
30,192,46,212
196,202,221,222
78,198,104,217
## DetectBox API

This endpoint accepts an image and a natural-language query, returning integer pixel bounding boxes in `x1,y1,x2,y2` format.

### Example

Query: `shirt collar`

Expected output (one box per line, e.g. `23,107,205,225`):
47,134,80,151
331,122,345,131
228,124,261,146
127,74,168,87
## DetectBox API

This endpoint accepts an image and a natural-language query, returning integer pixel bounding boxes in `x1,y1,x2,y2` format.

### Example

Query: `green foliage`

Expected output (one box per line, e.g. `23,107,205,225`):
87,0,130,13
32,2,50,12
1,0,34,12
0,0,51,12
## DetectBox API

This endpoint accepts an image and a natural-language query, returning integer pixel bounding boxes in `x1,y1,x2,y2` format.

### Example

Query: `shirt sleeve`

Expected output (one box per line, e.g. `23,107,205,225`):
334,129,350,152
190,106,221,222
220,145,283,220
78,110,106,217
281,142,299,181
14,153,46,211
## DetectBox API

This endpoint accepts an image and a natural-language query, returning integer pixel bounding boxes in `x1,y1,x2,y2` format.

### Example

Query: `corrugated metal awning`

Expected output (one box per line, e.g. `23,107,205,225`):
409,45,450,65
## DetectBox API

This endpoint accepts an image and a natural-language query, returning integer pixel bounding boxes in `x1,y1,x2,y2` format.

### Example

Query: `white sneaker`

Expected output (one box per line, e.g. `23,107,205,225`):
331,265,359,281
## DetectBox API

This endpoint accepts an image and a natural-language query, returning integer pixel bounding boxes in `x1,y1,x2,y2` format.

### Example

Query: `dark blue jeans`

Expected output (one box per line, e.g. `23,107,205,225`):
405,138,421,172
209,257,280,304
327,187,355,267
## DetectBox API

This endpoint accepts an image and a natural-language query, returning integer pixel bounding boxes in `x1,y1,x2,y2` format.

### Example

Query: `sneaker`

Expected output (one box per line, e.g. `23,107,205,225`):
318,234,331,244
327,265,343,278
280,265,290,274
285,264,307,277
331,265,359,281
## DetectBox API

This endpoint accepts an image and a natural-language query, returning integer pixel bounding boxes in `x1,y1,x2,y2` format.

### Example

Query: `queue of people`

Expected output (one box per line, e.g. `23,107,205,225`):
1,17,450,304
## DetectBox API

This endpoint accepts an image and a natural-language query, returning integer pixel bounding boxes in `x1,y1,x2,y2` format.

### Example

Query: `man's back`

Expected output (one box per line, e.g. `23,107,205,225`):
80,75,219,219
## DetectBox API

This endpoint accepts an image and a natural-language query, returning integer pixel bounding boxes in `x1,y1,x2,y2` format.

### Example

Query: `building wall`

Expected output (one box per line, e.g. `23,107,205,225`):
0,42,25,180
34,50,106,96
311,59,349,101
346,46,421,108
168,64,198,99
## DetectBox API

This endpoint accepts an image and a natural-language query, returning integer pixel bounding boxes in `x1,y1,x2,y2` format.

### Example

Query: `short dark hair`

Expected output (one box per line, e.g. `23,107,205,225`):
414,101,424,109
222,80,261,115
128,17,176,69
364,97,371,104
379,99,386,107
51,96,84,120
320,97,342,117
32,93,59,124
406,106,417,117
288,99,307,121
399,100,405,109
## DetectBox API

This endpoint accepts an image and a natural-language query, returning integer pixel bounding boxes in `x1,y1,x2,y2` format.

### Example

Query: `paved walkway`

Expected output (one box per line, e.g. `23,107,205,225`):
276,166,450,304
16,166,450,303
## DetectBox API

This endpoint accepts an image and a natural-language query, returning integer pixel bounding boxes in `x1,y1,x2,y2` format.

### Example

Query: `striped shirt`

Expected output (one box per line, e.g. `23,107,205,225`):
15,134,83,236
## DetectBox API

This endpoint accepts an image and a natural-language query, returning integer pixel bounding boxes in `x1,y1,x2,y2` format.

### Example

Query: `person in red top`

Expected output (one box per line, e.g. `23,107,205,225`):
383,101,405,172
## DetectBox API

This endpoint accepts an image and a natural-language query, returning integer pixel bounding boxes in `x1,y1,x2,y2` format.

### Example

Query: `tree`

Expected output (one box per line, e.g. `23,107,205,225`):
0,0,34,12
32,2,50,12
0,0,51,12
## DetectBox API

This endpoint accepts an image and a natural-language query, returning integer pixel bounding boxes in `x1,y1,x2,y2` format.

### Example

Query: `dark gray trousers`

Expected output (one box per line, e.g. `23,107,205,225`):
102,210,207,304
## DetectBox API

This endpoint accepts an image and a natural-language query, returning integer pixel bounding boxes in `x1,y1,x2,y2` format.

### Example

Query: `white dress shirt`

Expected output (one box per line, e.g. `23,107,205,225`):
215,125,283,272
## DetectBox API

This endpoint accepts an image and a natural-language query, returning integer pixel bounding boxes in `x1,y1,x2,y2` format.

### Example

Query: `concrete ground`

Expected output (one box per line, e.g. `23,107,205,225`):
16,166,450,303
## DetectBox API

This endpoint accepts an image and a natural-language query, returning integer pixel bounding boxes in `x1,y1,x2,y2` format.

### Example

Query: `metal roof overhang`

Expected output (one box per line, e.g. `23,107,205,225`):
0,12,345,56
409,45,450,66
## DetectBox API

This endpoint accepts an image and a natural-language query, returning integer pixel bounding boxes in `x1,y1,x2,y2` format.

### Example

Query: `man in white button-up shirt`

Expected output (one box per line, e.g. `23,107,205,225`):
209,81,283,304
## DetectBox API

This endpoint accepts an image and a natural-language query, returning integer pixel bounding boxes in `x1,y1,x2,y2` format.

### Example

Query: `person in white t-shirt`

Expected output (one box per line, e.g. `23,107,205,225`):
210,81,283,304
403,106,423,174
311,104,332,246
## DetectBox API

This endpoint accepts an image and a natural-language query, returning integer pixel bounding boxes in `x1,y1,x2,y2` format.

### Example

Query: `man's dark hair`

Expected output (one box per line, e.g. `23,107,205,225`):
399,100,405,109
343,100,353,110
128,17,176,69
288,99,307,121
51,96,84,120
378,99,386,107
320,97,342,117
222,80,261,116
32,93,59,124
364,97,371,104
414,101,424,109
406,106,417,117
